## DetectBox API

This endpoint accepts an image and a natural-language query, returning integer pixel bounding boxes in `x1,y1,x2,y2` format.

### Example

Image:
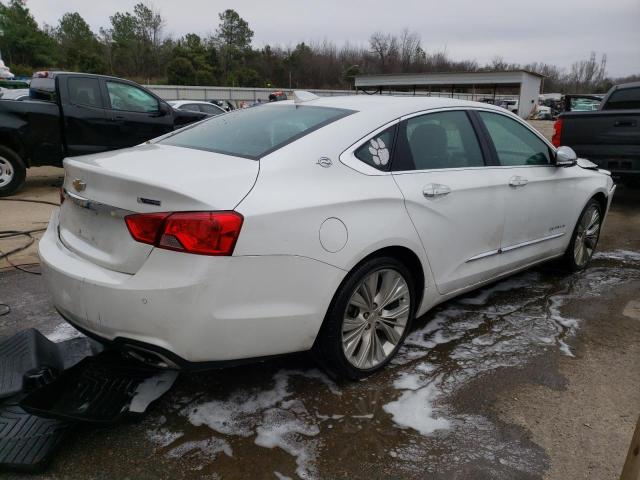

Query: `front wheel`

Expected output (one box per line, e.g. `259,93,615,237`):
313,257,415,380
563,199,603,271
0,147,26,197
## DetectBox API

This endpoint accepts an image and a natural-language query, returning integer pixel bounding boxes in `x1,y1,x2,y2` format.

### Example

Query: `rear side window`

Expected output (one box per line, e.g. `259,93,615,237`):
479,111,550,166
392,111,485,171
603,87,640,110
68,77,102,108
354,126,396,170
179,103,202,113
199,103,225,115
160,105,354,159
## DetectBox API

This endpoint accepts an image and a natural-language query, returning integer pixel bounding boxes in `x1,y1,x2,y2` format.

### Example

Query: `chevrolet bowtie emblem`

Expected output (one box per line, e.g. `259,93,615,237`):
72,178,86,192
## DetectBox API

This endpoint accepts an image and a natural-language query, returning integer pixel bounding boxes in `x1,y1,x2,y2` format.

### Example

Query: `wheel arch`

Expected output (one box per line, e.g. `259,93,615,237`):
0,135,28,168
591,191,607,215
328,243,428,324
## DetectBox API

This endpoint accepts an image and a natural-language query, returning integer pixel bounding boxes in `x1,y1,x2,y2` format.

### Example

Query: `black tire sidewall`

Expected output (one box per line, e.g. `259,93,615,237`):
315,256,416,380
0,146,26,197
564,199,602,271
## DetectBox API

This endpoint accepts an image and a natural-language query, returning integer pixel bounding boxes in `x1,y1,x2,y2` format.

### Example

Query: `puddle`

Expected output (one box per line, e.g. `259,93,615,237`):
144,250,640,479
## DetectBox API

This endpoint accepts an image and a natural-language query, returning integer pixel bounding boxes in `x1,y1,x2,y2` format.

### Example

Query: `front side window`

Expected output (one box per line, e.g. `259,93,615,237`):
479,111,551,166
68,77,102,108
393,110,485,171
106,82,159,113
160,104,354,159
354,126,396,170
603,87,640,110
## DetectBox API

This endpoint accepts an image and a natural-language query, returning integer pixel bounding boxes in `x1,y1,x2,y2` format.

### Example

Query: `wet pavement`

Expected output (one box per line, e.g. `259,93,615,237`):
1,186,639,480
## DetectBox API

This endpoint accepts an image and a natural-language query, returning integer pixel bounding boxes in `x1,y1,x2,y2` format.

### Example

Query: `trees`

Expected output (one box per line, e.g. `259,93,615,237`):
0,0,54,69
0,1,633,93
54,12,104,73
215,9,253,82
104,3,166,80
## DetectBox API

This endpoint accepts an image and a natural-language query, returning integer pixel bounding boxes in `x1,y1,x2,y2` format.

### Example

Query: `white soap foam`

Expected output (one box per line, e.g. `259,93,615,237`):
44,322,84,343
166,437,233,460
147,427,183,448
383,379,450,435
255,408,320,480
274,471,293,480
183,369,340,479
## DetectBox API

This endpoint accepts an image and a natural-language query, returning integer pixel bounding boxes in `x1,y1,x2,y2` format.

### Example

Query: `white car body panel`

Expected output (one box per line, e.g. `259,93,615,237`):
39,95,615,365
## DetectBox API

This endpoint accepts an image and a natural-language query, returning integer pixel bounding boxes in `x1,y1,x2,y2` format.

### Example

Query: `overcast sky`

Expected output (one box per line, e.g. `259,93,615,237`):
26,0,640,77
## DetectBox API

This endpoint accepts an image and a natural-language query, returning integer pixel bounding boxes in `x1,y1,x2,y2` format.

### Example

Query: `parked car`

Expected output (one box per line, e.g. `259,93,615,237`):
168,100,226,116
210,99,235,111
0,88,29,100
553,82,640,183
0,71,207,196
563,94,603,112
40,93,615,379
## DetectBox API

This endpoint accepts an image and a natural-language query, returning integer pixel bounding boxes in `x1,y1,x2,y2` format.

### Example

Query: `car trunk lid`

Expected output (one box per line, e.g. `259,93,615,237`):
58,144,259,274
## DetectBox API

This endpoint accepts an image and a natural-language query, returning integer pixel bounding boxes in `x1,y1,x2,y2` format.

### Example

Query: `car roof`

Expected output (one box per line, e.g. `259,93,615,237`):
614,81,640,90
263,94,508,118
168,100,221,106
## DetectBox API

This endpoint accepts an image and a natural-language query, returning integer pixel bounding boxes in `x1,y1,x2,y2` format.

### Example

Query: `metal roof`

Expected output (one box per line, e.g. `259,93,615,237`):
355,70,543,88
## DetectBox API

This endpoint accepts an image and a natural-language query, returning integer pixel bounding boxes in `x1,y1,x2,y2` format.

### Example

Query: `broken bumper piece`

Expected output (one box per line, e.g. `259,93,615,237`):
20,351,178,423
0,328,179,472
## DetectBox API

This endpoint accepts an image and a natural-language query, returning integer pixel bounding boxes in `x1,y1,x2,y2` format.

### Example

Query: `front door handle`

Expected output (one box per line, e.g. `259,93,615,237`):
423,183,451,198
614,120,636,127
509,176,529,187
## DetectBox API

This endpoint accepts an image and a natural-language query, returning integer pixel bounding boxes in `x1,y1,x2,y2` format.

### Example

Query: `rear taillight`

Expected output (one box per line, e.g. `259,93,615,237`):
124,211,243,256
551,118,563,147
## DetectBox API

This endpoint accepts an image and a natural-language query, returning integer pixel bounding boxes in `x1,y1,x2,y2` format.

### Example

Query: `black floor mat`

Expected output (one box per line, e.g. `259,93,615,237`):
0,329,100,399
0,400,71,471
20,351,178,423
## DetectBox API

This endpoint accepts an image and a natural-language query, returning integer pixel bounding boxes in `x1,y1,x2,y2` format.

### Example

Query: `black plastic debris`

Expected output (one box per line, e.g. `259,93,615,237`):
21,351,178,423
0,329,101,399
0,399,71,471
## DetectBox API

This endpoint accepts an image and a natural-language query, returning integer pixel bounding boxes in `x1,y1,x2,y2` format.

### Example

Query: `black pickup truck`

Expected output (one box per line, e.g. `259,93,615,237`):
0,72,206,195
553,82,640,184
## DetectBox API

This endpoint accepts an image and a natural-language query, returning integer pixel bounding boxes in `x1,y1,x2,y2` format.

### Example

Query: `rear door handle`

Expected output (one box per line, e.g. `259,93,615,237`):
614,120,637,127
509,175,529,187
423,183,451,198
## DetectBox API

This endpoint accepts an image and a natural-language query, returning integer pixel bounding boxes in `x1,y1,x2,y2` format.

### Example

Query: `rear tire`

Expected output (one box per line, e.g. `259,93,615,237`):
0,146,26,197
563,199,602,271
313,256,415,380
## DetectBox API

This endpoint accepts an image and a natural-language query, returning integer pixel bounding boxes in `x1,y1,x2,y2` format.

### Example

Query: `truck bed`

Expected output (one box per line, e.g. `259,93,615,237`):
559,109,640,180
0,99,64,166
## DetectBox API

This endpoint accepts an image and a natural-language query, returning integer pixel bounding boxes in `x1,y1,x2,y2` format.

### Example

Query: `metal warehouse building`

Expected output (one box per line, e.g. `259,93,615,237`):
354,70,544,119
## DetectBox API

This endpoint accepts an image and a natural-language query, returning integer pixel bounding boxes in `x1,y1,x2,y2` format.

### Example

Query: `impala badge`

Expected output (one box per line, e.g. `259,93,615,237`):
72,178,86,192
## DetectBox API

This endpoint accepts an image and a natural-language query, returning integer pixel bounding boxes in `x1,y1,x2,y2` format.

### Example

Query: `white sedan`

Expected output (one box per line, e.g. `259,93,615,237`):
39,93,615,379
167,100,226,116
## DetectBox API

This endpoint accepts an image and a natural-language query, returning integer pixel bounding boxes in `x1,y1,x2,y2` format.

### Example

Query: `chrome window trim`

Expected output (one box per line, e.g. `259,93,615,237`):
339,118,400,176
466,232,565,263
340,105,557,176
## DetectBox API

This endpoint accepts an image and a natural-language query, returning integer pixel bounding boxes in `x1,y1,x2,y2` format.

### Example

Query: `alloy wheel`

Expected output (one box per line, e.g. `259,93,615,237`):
573,204,601,267
341,268,411,369
0,157,14,187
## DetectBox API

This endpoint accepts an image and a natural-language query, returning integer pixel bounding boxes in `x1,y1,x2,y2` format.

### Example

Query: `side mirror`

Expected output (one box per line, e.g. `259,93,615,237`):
157,102,171,116
555,146,577,167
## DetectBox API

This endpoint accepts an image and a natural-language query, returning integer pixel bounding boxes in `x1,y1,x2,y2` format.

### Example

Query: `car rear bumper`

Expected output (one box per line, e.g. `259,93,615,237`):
39,210,346,365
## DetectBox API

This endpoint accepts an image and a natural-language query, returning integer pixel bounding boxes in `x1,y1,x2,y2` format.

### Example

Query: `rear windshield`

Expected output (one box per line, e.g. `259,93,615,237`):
160,104,354,159
603,87,640,110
